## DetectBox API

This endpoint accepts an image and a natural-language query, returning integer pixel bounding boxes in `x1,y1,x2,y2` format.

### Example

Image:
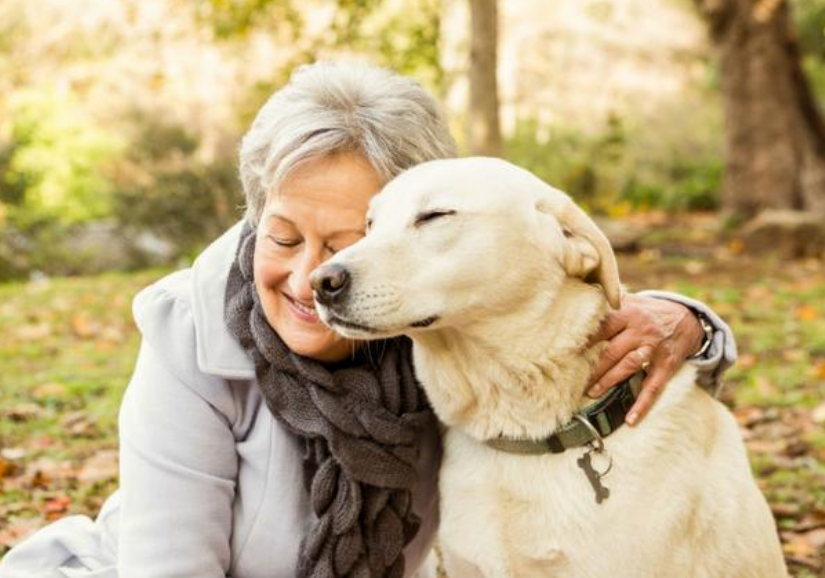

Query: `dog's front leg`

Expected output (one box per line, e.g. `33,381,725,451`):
440,545,488,578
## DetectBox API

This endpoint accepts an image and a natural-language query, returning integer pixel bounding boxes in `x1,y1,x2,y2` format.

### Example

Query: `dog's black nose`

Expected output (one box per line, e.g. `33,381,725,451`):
310,264,350,304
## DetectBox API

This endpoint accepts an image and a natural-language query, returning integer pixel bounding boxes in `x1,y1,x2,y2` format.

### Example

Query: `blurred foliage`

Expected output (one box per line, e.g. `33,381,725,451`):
0,91,123,227
346,0,444,94
200,0,445,96
506,114,721,216
110,115,243,256
794,0,825,104
4,0,818,281
194,0,305,39
794,0,825,59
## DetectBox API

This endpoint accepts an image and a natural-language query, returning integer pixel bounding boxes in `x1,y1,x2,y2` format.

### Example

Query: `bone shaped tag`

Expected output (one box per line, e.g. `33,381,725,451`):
577,449,611,504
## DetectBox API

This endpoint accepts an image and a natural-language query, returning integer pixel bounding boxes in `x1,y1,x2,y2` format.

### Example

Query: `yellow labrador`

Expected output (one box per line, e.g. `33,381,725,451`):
311,157,787,578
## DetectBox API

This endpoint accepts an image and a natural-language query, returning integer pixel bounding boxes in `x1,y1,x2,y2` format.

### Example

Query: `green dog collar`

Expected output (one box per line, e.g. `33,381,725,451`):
485,372,644,456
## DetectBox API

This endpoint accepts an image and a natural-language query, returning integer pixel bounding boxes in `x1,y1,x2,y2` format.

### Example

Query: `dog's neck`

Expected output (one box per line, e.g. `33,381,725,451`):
411,279,611,441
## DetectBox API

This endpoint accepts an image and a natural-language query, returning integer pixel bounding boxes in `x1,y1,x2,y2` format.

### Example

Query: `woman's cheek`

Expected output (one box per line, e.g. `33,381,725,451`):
254,246,286,289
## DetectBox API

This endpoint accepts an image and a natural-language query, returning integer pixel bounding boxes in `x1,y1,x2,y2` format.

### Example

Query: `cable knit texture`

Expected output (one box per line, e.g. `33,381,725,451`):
224,222,435,578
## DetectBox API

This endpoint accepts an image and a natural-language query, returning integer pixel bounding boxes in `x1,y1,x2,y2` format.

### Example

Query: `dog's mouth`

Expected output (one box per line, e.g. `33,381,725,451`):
320,308,440,339
327,314,380,335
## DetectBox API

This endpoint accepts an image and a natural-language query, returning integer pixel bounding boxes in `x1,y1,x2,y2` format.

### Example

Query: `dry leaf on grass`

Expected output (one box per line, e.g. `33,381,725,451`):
0,517,44,548
77,450,119,484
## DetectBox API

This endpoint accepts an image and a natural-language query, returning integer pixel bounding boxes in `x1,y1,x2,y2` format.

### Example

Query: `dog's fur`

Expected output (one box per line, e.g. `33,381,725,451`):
313,157,787,578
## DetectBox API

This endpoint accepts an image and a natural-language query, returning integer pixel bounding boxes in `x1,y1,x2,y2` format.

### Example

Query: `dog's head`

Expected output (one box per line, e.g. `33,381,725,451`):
310,157,621,340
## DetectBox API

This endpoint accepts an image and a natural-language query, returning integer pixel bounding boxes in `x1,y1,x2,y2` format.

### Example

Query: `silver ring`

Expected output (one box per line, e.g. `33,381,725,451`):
573,414,604,453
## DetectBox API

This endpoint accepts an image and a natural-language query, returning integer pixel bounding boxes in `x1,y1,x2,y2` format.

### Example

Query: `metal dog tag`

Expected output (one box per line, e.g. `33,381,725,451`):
577,448,611,504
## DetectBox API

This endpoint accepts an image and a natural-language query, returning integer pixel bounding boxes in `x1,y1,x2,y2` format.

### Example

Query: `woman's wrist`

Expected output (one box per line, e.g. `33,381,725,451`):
688,310,714,359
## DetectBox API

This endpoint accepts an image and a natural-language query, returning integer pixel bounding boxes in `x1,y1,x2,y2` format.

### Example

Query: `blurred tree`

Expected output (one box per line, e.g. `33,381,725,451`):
1,91,123,227
693,0,825,218
468,0,501,156
195,0,445,96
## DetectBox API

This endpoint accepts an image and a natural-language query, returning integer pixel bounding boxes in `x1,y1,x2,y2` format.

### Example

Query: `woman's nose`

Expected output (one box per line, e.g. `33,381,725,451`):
289,251,325,300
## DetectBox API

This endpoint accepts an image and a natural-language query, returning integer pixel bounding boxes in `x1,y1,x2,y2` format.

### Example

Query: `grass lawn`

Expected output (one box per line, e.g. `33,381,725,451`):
1,244,824,575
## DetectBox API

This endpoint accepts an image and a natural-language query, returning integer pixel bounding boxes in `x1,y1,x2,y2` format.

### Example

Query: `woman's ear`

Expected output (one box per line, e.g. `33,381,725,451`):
536,189,622,310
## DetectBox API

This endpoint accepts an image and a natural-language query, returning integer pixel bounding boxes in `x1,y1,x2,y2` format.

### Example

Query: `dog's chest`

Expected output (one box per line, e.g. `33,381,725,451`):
437,427,677,578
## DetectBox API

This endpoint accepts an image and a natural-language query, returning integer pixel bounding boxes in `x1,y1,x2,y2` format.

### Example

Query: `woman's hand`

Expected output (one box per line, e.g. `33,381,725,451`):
585,293,706,426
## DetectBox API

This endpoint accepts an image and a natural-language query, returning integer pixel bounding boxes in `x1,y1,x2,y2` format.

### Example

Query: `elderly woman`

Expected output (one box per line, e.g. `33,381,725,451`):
0,61,735,578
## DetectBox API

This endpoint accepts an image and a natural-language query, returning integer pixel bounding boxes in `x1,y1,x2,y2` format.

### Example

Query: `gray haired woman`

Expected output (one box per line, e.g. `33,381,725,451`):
0,61,735,578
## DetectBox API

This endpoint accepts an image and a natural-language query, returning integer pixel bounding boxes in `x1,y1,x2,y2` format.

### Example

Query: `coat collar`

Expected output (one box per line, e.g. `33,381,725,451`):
190,220,257,380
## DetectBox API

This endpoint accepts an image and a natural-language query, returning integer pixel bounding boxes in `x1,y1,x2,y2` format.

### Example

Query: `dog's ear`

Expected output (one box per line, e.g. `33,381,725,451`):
536,190,622,310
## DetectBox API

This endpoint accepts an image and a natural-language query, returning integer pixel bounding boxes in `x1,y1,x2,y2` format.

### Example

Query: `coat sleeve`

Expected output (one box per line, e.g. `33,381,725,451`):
637,289,738,396
117,280,239,578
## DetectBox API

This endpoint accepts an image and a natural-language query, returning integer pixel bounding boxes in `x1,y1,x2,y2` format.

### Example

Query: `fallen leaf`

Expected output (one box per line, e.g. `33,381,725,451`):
737,353,757,369
32,382,67,400
782,532,819,558
15,323,52,341
43,495,71,520
3,403,45,422
70,314,101,339
782,349,805,362
99,325,125,343
728,239,745,254
25,457,75,486
812,360,825,381
771,503,801,518
813,401,825,425
1,448,28,460
746,439,786,454
784,440,811,458
796,305,819,321
734,406,767,427
684,261,706,275
31,470,50,489
59,410,99,437
803,528,825,549
31,435,57,449
754,375,779,398
77,450,119,484
0,517,44,548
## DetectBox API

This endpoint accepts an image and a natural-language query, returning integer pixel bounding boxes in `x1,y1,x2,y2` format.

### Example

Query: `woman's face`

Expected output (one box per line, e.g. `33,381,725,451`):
254,153,382,363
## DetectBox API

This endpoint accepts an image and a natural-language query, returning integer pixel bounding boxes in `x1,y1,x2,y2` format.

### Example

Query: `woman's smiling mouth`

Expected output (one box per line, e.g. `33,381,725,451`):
283,293,320,323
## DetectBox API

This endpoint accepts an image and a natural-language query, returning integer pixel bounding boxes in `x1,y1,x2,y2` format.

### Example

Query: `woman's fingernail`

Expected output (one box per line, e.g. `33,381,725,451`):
626,411,638,425
587,384,602,397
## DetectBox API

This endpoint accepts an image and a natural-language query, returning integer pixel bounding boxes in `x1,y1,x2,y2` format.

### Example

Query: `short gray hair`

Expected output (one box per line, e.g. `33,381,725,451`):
239,60,458,225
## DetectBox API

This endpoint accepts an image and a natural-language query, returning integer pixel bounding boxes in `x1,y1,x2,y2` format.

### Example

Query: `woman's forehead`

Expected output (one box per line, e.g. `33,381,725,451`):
261,189,370,240
270,153,381,204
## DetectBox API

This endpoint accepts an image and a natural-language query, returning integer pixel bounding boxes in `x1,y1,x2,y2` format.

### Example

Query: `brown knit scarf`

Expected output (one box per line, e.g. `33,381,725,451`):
224,223,436,578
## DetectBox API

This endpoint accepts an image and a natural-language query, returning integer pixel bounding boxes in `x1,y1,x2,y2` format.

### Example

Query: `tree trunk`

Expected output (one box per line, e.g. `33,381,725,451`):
467,0,502,156
694,0,825,218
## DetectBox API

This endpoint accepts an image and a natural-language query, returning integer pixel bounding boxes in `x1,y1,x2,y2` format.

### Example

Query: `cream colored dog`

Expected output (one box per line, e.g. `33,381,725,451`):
311,157,787,578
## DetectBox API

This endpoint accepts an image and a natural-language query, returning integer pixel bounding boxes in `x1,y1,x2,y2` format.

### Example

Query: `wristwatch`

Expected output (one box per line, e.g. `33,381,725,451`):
689,311,714,359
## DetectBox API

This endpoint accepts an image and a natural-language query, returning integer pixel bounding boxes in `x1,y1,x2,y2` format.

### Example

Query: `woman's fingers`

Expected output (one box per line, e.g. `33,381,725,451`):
584,294,708,426
625,359,674,425
587,336,653,398
586,311,628,348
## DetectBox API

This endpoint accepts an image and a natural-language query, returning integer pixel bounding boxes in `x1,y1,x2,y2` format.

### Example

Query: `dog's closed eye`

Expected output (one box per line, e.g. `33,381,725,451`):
414,209,456,227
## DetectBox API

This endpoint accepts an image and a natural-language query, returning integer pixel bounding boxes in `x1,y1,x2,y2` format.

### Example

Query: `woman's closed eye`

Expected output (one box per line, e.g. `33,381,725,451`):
268,235,302,248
